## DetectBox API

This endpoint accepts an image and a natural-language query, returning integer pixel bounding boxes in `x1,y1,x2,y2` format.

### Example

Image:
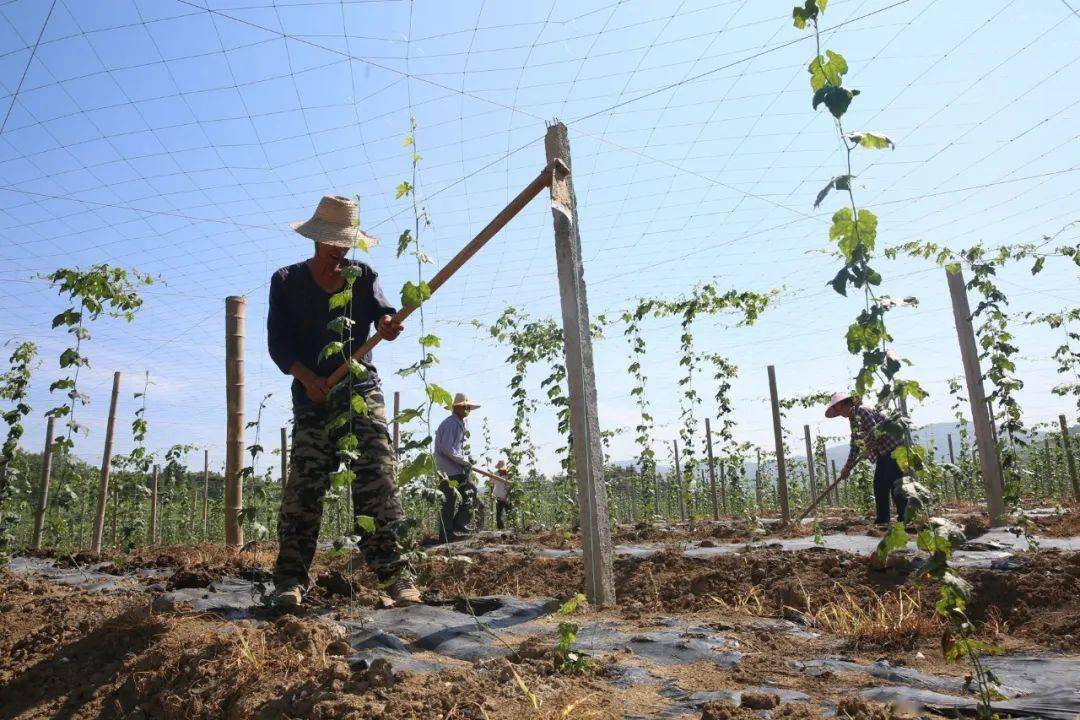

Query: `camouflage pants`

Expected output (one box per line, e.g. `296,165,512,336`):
274,386,409,587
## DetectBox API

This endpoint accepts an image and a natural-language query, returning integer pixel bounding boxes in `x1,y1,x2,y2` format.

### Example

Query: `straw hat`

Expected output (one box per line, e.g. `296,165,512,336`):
452,392,481,409
824,392,853,418
291,195,378,249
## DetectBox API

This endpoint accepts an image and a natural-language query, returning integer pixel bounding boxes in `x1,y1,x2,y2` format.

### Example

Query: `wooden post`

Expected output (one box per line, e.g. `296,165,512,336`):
766,366,790,524
225,295,245,546
149,464,159,544
545,121,614,605
803,425,817,503
946,268,1006,525
673,440,686,521
830,459,839,505
280,426,288,484
1042,437,1054,497
31,416,56,550
755,448,763,509
90,371,121,553
719,462,727,514
1060,415,1079,499
704,418,719,521
392,391,401,452
201,449,210,537
947,433,956,464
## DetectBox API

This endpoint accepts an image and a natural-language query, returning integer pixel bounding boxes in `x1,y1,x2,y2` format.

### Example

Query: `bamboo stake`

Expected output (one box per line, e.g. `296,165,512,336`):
31,417,56,550
225,295,245,546
704,418,719,520
803,424,817,503
673,440,686,521
201,449,209,538
767,366,790,525
149,464,159,544
1060,415,1079,499
90,371,121,553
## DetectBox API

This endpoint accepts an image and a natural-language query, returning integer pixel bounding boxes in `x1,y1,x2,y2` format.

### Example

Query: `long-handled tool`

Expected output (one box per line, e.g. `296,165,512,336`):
470,466,508,483
326,160,562,389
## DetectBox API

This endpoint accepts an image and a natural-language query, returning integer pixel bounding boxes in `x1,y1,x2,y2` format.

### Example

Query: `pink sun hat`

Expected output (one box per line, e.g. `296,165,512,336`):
824,392,852,418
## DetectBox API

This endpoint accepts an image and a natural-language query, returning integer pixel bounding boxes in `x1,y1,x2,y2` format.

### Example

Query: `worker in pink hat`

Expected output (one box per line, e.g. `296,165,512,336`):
824,392,907,525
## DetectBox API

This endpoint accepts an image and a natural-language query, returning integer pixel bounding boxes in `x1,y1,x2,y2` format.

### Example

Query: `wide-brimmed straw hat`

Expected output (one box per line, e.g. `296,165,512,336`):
291,195,378,249
453,392,481,409
824,392,853,418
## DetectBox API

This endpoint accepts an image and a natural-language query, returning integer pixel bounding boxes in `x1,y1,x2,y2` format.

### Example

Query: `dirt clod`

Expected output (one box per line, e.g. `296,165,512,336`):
740,692,780,710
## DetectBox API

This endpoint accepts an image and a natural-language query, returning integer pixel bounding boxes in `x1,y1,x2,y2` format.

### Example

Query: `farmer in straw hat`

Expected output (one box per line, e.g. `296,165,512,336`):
267,195,421,608
434,392,482,542
824,392,907,525
492,459,512,531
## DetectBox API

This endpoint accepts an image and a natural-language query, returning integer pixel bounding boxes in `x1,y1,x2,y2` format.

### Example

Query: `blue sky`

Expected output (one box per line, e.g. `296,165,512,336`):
0,0,1077,476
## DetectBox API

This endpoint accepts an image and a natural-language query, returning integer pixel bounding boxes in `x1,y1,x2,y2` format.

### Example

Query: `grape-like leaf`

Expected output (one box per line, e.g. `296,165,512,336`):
355,514,377,534
812,85,859,118
846,131,895,150
426,382,453,410
329,286,352,310
395,181,413,199
400,280,432,309
418,334,440,348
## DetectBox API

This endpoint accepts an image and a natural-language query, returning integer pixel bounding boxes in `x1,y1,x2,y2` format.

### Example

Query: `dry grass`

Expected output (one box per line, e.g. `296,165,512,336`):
803,587,941,650
708,585,770,617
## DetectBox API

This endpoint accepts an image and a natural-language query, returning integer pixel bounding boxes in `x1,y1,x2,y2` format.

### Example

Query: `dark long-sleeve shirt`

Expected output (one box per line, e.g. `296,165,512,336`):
267,260,396,409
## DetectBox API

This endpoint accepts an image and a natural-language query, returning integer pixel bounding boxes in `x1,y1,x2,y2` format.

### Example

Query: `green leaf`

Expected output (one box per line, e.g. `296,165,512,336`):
813,174,853,209
1031,256,1045,275
392,407,424,425
418,334,440,348
51,309,82,328
829,207,878,260
330,468,355,488
812,85,859,119
319,341,344,363
351,393,369,416
326,316,354,335
398,451,437,485
846,131,895,150
325,413,350,434
329,286,352,310
400,280,432,309
875,522,909,563
426,382,453,410
808,50,847,91
395,181,413,199
397,229,413,258
348,359,368,380
49,378,75,393
355,514,377,533
59,348,88,369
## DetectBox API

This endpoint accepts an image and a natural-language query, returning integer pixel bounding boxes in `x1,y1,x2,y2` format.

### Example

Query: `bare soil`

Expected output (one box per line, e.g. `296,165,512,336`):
3,510,1078,719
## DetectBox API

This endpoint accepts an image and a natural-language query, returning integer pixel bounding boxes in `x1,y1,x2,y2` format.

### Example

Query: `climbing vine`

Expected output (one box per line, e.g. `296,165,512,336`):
795,3,1000,712
393,117,453,496
0,341,37,557
238,393,273,539
44,265,152,455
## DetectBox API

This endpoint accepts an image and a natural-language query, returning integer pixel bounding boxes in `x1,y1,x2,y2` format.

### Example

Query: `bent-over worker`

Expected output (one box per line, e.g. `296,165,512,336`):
434,393,481,542
825,392,907,525
492,459,512,531
267,195,421,608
